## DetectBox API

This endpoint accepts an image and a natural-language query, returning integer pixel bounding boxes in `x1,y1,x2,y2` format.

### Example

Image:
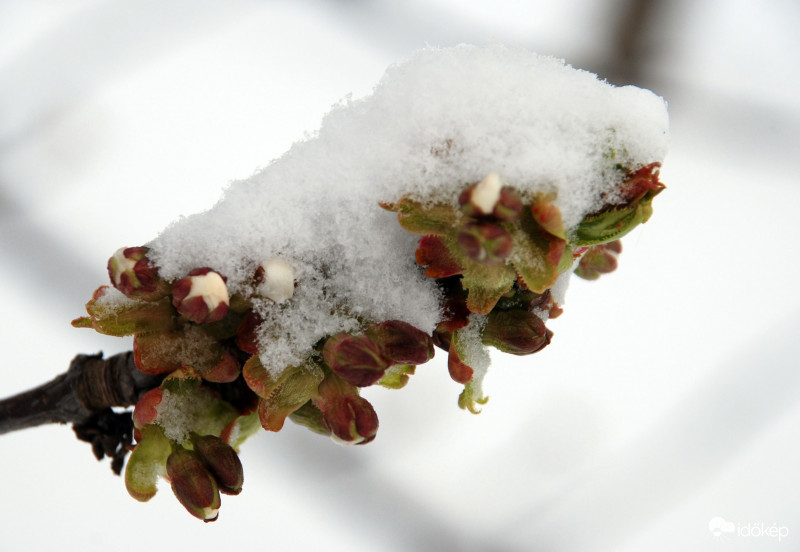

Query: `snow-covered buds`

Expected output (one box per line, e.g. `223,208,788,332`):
172,268,230,324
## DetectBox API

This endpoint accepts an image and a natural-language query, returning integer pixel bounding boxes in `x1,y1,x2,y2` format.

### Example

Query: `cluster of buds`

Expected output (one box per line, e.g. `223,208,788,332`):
72,162,663,520
384,164,663,411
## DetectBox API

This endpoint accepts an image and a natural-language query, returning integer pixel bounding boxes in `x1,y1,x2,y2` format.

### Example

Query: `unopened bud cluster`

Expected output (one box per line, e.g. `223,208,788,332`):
73,163,663,520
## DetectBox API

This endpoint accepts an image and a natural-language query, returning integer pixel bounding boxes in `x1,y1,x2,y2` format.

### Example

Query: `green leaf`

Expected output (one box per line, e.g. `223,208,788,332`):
125,426,171,502
572,188,662,247
511,209,562,293
460,261,516,314
387,198,460,236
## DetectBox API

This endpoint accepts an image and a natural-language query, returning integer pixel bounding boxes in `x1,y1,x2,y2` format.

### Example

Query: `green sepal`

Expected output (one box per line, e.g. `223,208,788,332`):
572,188,662,247
384,198,460,237
451,328,489,414
257,363,324,432
125,425,171,502
458,381,489,414
76,286,176,337
511,209,563,293
221,411,261,451
159,374,240,440
460,261,516,314
377,364,416,389
288,400,331,437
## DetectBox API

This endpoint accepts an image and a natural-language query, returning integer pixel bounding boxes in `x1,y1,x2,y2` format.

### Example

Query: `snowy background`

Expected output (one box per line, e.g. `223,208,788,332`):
1,1,799,551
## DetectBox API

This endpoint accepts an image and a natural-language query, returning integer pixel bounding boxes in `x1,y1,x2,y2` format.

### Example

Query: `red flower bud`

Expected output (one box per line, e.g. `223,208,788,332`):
172,268,229,324
323,333,389,387
235,311,263,354
314,374,379,445
191,434,244,496
457,222,513,264
574,240,622,280
482,310,553,355
107,246,167,300
367,320,434,366
166,447,221,522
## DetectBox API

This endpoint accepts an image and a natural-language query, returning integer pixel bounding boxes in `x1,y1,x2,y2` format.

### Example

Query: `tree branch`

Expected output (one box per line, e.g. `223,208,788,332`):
0,351,162,473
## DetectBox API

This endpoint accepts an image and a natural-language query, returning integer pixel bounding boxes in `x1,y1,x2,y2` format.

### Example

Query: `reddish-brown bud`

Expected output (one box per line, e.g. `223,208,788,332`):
574,240,622,280
107,246,167,300
235,311,263,354
457,222,513,264
314,374,379,445
323,333,390,387
191,434,244,496
166,447,221,522
367,320,434,366
482,310,553,355
172,268,230,324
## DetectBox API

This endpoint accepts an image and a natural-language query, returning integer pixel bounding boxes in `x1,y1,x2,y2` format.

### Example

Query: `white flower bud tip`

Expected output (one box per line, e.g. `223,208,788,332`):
258,259,295,303
186,272,229,312
471,173,502,214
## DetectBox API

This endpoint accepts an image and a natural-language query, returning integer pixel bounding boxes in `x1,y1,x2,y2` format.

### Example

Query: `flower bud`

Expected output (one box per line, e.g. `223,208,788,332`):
323,333,389,387
167,447,221,522
366,320,434,366
107,246,167,300
172,268,230,324
482,310,553,355
191,434,244,496
235,311,263,354
256,259,295,303
314,374,379,445
457,222,513,264
574,240,622,280
459,174,523,221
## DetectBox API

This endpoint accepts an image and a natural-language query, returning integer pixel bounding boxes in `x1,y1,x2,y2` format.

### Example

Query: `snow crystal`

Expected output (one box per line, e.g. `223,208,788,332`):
148,44,669,375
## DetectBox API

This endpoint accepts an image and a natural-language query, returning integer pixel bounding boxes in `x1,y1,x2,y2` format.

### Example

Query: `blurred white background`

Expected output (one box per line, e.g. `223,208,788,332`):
1,1,799,550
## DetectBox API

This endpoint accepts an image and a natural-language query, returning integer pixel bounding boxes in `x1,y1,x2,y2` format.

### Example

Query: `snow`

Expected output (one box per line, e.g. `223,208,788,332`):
146,44,669,375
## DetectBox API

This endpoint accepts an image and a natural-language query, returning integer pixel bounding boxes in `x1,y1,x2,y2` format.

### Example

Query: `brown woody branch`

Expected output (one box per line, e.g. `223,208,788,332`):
0,351,162,473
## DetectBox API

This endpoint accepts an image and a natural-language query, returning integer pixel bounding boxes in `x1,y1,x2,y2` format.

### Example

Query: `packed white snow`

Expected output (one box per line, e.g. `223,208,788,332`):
147,44,669,375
